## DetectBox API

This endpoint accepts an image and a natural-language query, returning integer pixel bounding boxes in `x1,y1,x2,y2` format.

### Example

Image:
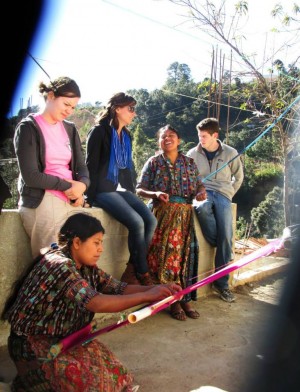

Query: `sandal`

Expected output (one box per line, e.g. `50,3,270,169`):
137,272,154,286
170,302,187,321
185,310,200,319
180,302,200,319
120,263,140,285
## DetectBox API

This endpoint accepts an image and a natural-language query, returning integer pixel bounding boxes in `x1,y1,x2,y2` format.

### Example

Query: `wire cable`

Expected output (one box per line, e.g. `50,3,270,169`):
202,94,300,182
27,52,52,81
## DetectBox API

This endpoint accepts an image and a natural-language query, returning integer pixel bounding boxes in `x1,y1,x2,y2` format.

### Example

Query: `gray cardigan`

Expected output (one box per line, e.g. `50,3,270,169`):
14,115,90,208
186,140,244,200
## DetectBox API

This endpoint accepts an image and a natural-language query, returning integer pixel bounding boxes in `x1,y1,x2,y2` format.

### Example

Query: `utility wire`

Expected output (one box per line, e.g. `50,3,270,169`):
162,89,266,116
27,52,52,80
27,49,300,184
202,94,300,182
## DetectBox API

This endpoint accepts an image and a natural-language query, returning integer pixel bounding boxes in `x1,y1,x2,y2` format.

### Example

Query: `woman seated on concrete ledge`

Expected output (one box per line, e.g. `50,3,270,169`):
2,212,181,391
14,76,90,259
136,124,207,321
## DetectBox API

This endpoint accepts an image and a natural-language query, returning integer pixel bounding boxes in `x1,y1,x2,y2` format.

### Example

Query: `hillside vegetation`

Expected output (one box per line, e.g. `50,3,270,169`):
2,61,299,239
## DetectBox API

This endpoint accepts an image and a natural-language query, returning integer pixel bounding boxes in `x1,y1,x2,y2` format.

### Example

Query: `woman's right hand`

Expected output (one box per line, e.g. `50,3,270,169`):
70,195,85,207
195,189,207,201
156,191,169,203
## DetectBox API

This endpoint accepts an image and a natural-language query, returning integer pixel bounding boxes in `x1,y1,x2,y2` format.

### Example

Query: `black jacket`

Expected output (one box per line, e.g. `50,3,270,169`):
14,115,90,208
85,119,136,203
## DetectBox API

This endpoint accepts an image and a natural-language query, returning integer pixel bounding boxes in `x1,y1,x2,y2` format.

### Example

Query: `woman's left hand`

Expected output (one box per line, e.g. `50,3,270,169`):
196,189,207,201
161,283,183,299
143,283,183,302
70,195,85,207
64,179,86,200
164,283,182,293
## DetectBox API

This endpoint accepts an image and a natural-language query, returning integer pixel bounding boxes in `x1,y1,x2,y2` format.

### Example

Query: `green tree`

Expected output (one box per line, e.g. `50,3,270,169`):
131,124,156,177
168,0,300,226
251,186,285,238
166,62,192,85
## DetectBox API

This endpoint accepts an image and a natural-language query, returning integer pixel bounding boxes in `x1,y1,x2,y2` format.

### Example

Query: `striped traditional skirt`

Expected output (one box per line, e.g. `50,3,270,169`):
8,332,134,391
147,197,199,302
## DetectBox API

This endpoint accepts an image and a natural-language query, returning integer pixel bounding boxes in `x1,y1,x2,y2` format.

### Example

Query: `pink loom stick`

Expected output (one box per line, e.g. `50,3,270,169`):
128,237,284,323
48,321,95,359
48,237,284,359
47,319,130,360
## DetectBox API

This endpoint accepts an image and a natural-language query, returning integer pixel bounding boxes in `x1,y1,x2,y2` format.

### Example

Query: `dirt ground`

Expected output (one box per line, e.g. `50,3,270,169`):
0,271,287,392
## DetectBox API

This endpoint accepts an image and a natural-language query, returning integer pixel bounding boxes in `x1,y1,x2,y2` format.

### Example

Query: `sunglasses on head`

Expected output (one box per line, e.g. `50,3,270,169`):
127,105,136,113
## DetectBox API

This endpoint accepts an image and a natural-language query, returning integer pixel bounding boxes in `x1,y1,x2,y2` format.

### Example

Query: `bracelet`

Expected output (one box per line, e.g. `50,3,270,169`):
82,200,91,208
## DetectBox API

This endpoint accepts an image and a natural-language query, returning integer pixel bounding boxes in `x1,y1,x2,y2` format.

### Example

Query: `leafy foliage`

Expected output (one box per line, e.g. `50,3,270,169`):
0,159,19,209
3,56,298,237
250,186,285,238
235,216,248,240
131,124,157,177
243,158,283,188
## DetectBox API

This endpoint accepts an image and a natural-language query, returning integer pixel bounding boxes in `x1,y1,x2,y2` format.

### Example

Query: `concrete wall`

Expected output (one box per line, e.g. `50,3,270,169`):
0,208,131,314
2,204,269,349
0,204,289,349
0,207,220,308
0,207,219,343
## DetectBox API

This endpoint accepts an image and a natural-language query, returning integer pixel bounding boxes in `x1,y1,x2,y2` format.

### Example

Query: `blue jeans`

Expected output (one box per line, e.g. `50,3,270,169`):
194,190,233,289
93,191,157,275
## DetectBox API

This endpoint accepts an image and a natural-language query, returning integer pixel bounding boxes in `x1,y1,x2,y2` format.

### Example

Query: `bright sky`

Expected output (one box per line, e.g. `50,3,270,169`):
9,0,299,116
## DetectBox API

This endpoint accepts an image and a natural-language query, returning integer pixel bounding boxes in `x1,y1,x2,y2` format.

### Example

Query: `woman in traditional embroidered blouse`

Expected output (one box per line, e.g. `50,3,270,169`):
86,92,157,286
3,213,181,391
136,125,207,321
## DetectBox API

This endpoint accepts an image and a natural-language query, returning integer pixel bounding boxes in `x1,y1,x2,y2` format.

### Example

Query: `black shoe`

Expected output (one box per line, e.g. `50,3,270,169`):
212,283,236,303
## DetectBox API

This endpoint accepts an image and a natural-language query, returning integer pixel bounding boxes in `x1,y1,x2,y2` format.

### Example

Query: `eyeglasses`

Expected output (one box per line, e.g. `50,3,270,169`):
127,105,136,113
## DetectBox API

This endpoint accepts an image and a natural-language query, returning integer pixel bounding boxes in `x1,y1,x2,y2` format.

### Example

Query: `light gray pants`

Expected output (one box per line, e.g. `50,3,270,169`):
19,192,84,258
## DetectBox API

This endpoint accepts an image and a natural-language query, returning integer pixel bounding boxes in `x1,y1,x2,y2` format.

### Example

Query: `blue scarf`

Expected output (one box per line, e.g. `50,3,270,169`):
107,128,132,185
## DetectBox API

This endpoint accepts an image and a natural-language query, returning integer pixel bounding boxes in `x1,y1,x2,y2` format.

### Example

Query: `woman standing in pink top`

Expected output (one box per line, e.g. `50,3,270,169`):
14,76,90,258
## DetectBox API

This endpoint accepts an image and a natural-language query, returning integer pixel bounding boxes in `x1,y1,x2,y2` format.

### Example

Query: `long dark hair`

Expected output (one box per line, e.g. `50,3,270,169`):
1,213,105,320
58,212,105,251
96,92,136,130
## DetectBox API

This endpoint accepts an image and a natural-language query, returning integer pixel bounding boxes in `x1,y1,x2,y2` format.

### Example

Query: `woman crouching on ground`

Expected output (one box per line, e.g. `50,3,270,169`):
2,212,181,391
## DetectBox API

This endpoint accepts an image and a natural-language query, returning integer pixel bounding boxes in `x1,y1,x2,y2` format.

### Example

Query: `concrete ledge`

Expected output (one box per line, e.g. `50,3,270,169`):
0,207,217,346
1,204,288,347
232,256,289,286
0,208,130,310
0,208,132,345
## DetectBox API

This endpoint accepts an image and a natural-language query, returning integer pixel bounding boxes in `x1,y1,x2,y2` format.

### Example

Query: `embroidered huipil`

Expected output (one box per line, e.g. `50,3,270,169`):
8,251,127,337
137,152,203,292
137,152,204,202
